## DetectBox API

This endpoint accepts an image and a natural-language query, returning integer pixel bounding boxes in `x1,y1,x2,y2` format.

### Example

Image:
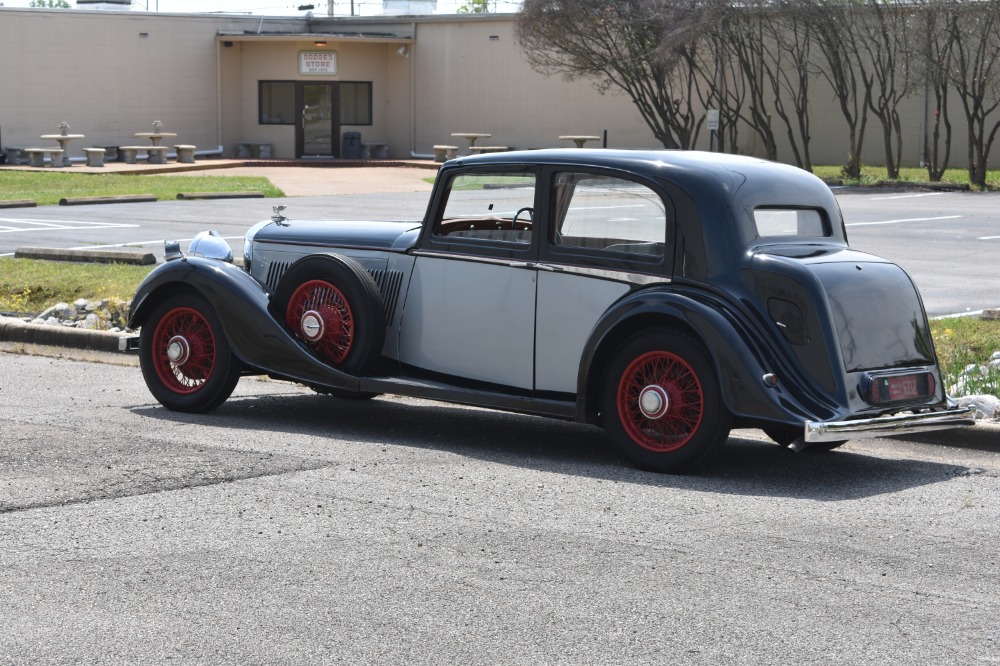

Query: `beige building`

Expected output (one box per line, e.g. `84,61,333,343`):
0,6,982,169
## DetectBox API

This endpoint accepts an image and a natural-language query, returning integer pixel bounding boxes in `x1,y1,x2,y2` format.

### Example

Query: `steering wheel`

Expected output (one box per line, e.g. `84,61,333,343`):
513,207,534,230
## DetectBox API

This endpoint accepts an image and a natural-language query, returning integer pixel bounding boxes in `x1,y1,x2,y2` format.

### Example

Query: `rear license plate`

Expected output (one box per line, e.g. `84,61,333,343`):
873,373,931,404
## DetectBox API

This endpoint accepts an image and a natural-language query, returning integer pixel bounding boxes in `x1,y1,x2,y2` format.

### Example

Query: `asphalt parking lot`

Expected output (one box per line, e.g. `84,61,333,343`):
1,350,999,664
2,165,999,663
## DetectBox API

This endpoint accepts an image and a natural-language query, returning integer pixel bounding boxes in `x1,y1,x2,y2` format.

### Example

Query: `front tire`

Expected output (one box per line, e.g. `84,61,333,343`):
139,293,242,413
601,330,731,473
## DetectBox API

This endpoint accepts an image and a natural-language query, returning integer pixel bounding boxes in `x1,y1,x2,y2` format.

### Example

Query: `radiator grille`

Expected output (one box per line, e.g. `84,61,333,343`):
368,268,404,325
264,260,291,293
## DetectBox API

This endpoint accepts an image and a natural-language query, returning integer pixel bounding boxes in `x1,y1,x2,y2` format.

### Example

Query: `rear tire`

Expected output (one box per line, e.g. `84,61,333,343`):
601,330,731,473
139,293,241,413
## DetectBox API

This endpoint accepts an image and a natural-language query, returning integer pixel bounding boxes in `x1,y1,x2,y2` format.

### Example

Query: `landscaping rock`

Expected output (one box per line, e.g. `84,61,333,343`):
955,395,1000,421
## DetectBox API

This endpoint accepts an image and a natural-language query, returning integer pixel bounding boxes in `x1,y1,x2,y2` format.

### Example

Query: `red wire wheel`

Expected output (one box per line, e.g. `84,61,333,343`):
617,350,705,452
150,306,217,395
139,293,241,413
601,330,730,473
285,279,355,366
270,255,386,376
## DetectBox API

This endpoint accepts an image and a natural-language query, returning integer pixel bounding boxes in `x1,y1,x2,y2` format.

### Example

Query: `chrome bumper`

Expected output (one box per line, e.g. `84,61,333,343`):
804,406,978,443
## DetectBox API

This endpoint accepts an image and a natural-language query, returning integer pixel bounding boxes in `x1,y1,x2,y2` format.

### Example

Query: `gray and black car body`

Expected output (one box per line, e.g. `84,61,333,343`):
128,149,976,472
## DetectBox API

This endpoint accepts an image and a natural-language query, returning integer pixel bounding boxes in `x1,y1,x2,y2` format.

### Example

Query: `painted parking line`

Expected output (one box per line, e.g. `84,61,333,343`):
845,215,960,227
0,218,140,233
869,192,944,201
67,237,244,251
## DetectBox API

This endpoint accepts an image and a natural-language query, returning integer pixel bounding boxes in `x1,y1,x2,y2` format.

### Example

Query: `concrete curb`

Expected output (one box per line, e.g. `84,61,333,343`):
176,191,265,200
14,246,156,265
0,199,37,209
59,195,158,206
0,315,136,353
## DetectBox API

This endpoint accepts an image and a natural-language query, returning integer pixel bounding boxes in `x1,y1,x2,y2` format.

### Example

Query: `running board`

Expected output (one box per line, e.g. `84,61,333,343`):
361,375,578,421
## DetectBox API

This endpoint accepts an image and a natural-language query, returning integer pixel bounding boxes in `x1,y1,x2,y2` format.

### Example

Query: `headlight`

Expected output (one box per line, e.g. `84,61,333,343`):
188,230,233,263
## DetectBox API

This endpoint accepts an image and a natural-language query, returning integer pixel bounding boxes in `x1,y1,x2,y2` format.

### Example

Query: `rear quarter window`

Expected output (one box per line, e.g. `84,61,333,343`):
754,208,829,238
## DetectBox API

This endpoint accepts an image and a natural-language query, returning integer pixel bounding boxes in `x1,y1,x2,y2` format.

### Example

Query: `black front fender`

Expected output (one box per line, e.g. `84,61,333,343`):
129,257,360,391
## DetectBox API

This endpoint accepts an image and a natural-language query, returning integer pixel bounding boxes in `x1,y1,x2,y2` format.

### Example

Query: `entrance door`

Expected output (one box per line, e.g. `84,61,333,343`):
296,82,340,158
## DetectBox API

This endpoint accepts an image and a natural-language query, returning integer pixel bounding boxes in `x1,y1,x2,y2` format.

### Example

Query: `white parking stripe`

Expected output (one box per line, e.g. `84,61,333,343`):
869,192,944,201
845,215,960,227
0,217,139,233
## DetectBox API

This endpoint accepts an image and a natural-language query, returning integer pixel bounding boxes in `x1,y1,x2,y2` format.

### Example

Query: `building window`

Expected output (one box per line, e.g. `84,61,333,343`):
341,81,372,125
259,81,294,125
258,81,372,126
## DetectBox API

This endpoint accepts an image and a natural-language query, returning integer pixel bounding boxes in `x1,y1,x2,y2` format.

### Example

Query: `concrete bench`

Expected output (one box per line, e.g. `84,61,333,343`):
83,148,105,167
174,144,197,163
3,147,28,165
360,142,389,159
237,142,272,159
24,148,65,168
433,145,459,162
119,145,170,164
468,146,510,155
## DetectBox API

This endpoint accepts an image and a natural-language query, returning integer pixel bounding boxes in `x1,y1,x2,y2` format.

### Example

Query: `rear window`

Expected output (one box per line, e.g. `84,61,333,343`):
754,208,828,238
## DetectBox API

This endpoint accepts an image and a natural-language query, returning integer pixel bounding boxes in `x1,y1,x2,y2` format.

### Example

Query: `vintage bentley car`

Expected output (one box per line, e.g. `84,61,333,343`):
128,149,975,472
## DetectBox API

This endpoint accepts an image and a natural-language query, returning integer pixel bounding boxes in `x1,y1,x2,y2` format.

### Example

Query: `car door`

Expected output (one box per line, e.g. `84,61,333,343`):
398,168,540,390
534,169,673,394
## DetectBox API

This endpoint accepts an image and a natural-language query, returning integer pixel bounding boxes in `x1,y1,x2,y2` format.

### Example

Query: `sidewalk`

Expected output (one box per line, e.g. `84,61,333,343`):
0,157,440,197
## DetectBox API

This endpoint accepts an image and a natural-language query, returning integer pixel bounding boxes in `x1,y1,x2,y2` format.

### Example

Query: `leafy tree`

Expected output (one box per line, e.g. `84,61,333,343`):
29,0,71,6
458,0,492,12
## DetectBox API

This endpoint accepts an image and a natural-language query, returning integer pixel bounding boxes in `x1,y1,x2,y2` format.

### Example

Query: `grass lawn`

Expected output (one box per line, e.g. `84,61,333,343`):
0,170,284,206
810,165,1000,189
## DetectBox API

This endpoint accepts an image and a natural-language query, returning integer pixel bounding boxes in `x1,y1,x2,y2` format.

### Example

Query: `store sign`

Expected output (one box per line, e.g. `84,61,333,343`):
299,51,337,75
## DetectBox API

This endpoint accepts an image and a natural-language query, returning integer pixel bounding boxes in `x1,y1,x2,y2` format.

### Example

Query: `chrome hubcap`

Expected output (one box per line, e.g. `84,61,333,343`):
638,385,670,420
301,310,325,342
166,335,190,366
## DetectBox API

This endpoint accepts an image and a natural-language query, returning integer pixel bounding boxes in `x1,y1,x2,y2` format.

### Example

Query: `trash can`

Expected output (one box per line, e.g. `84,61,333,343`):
342,131,362,159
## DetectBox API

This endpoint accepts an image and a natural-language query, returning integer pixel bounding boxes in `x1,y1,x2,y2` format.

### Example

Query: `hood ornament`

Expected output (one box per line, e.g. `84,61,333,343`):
272,205,288,226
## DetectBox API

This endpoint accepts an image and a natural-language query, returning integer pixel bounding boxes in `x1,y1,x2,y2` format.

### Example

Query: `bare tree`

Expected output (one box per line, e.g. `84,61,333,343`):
719,3,780,160
943,0,1000,188
516,0,720,149
807,0,869,179
762,0,816,171
853,0,913,179
912,0,955,181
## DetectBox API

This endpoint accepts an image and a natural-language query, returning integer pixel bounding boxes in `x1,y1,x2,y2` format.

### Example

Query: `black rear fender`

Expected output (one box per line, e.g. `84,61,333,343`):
578,289,835,426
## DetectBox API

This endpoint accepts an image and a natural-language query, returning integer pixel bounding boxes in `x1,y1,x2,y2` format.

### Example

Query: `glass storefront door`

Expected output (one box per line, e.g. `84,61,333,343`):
296,82,340,158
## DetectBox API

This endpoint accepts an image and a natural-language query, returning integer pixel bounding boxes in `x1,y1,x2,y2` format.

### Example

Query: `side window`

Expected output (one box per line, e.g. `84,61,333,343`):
551,172,667,258
433,172,536,245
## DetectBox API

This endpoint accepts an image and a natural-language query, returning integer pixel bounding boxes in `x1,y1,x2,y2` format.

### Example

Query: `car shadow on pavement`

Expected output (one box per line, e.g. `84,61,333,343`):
131,388,974,502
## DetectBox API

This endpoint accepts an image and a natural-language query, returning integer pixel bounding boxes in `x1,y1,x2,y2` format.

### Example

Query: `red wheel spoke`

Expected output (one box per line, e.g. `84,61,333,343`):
617,350,705,453
151,306,217,395
286,279,355,366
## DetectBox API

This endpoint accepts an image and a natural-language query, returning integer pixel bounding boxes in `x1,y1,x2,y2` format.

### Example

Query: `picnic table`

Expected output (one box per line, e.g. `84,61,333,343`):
39,131,84,167
451,132,492,150
559,135,602,148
